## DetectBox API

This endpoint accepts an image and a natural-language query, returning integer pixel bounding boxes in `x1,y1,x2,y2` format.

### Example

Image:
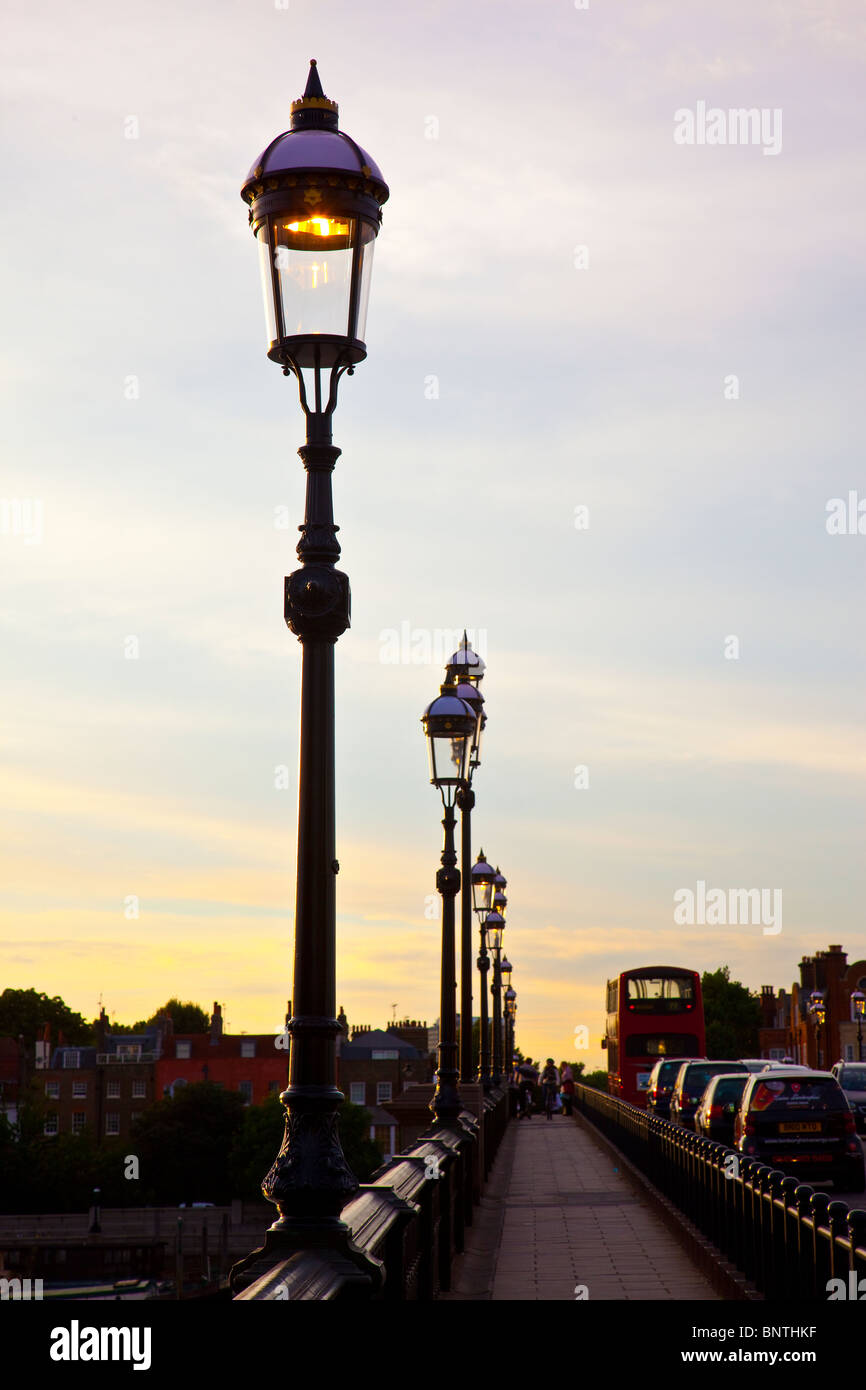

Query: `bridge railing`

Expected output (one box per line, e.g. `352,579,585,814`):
232,1086,510,1300
574,1082,866,1301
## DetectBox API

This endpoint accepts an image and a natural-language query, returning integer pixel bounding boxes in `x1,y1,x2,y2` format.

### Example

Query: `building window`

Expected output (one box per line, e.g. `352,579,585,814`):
44,1114,59,1135
769,1048,785,1060
846,1045,855,1061
239,1081,253,1104
106,1079,121,1099
131,1112,142,1126
116,1045,141,1060
72,1112,86,1134
175,1041,191,1059
63,1051,80,1069
267,1080,280,1094
349,1083,365,1106
45,1081,59,1099
241,1040,256,1058
376,1082,392,1104
371,1050,399,1060
132,1079,146,1099
105,1113,120,1136
72,1081,87,1098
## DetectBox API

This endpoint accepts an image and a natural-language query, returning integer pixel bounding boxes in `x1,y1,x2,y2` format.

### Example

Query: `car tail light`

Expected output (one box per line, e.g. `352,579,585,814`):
710,1104,723,1119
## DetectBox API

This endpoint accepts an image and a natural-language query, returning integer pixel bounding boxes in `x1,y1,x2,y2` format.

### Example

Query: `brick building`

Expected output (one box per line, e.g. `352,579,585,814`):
758,945,866,1067
335,1012,435,1160
154,1004,288,1106
38,1011,161,1143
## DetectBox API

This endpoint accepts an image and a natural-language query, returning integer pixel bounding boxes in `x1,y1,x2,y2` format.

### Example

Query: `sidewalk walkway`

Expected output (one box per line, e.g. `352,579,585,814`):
444,1112,720,1301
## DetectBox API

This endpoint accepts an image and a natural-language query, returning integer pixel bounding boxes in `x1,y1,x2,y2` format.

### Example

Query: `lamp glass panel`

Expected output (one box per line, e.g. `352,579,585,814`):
271,214,358,339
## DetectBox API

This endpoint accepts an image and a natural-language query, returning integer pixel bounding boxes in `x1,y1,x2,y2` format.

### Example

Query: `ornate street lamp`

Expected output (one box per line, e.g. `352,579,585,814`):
484,907,506,1086
471,851,496,1090
809,990,827,1068
852,990,865,1063
444,636,486,1086
234,62,388,1284
422,683,478,1125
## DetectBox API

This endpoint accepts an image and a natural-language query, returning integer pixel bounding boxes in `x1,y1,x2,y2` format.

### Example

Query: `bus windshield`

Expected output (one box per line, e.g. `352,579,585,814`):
625,975,695,1013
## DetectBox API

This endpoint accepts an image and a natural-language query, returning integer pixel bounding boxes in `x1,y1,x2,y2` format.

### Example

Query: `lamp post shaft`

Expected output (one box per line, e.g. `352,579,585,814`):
432,804,462,1125
457,787,474,1081
491,951,502,1086
477,930,491,1091
262,407,357,1232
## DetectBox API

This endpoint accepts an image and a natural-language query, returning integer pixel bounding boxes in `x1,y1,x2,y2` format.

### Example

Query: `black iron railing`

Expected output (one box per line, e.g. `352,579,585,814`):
575,1083,866,1301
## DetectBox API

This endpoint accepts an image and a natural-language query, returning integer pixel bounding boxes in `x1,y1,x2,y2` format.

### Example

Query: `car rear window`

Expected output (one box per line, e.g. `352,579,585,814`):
748,1078,846,1112
838,1068,866,1090
714,1077,748,1101
682,1063,746,1091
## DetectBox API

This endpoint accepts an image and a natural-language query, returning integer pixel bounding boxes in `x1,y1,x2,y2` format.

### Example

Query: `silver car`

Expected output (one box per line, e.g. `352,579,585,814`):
831,1063,866,1133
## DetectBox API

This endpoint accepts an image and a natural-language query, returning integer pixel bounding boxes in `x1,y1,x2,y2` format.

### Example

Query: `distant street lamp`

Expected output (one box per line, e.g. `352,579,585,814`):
239,60,388,1255
809,990,827,1068
485,907,506,1085
422,682,478,1124
445,635,486,1082
471,852,497,1090
852,990,865,1063
89,1187,101,1235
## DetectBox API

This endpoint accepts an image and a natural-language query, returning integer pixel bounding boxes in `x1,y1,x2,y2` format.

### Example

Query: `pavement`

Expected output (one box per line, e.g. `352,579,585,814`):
443,1110,720,1301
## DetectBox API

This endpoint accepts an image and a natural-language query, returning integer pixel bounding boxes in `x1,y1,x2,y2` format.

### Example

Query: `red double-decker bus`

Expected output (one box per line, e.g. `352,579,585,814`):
603,966,705,1106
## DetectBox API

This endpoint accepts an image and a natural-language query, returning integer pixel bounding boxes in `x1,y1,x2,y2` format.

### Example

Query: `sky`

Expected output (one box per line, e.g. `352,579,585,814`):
1,0,865,1070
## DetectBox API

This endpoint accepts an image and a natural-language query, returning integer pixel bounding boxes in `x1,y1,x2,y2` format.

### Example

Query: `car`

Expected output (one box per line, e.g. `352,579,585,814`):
669,1060,750,1130
694,1073,750,1145
732,1068,865,1192
739,1058,773,1073
645,1057,705,1119
831,1063,866,1134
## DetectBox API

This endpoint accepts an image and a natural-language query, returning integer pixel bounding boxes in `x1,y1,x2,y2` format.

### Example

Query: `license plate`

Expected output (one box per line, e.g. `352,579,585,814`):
779,1122,822,1133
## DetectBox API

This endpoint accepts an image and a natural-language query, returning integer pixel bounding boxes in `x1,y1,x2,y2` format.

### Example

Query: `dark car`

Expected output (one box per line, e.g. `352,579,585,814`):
646,1057,704,1118
694,1073,749,1144
733,1069,865,1191
670,1060,749,1130
831,1063,866,1134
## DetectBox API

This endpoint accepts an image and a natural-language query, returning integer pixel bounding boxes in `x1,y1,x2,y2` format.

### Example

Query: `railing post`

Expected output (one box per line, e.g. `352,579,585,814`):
810,1191,831,1301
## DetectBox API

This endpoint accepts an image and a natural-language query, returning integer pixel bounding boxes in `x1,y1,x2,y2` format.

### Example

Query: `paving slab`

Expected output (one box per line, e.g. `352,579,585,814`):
441,1112,720,1303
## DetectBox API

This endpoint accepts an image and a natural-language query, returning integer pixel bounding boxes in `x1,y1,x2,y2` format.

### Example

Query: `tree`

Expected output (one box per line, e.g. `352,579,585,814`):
557,1061,586,1077
580,1069,609,1092
0,988,91,1047
132,998,210,1034
130,1082,245,1204
702,967,761,1059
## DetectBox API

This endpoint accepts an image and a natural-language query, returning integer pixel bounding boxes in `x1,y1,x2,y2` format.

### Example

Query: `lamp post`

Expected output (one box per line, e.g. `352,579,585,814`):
445,635,486,1083
485,908,506,1086
471,851,496,1091
852,991,865,1063
501,957,513,1072
238,62,388,1255
421,683,478,1125
809,990,827,1068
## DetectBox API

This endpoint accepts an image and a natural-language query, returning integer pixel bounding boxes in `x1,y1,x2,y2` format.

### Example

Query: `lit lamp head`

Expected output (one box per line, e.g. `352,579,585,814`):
809,990,826,1024
501,957,513,986
241,60,389,372
852,990,866,1019
421,684,477,806
471,850,496,920
484,909,505,953
493,889,507,920
446,631,486,687
493,866,507,899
